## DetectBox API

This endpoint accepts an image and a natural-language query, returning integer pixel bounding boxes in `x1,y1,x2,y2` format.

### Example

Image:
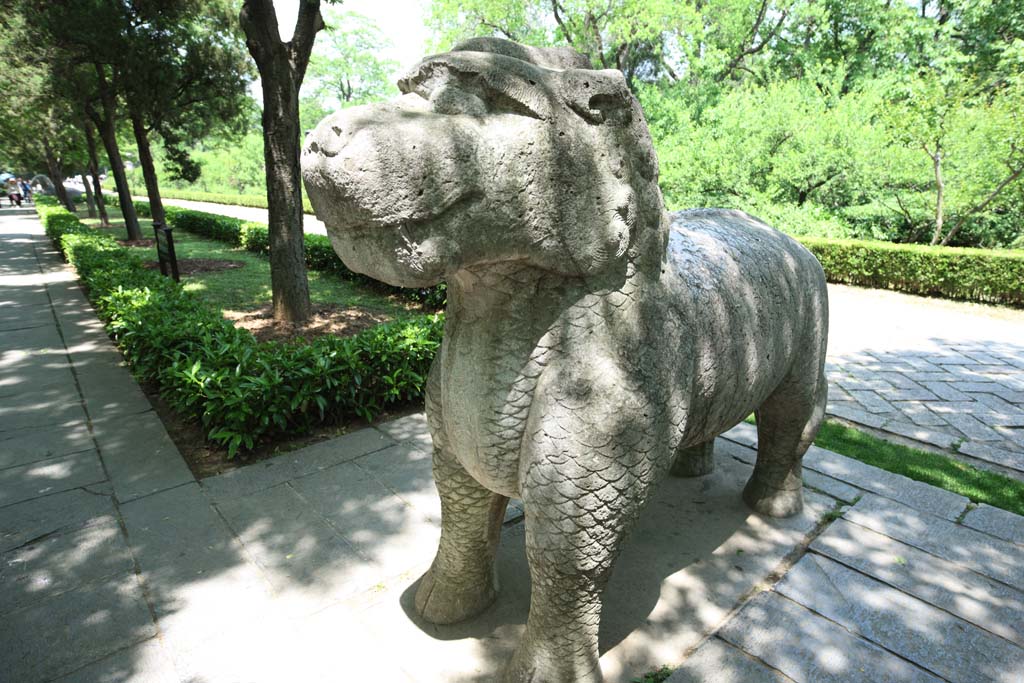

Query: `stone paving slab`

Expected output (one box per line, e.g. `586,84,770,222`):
0,518,133,615
776,553,1024,682
962,503,1024,547
0,448,107,508
844,493,1024,591
717,590,943,683
90,412,193,503
666,637,793,683
54,638,180,683
0,487,117,555
0,422,94,469
810,517,1024,647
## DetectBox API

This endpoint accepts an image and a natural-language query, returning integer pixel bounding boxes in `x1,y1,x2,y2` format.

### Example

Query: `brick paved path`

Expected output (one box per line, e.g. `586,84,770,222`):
825,285,1024,476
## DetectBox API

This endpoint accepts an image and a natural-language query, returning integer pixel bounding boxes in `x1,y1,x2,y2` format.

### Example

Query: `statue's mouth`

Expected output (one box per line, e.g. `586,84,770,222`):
331,189,482,234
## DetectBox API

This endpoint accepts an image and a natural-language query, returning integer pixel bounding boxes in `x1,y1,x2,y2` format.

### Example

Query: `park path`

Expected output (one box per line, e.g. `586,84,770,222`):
156,196,1024,474
2,204,1023,681
141,195,329,235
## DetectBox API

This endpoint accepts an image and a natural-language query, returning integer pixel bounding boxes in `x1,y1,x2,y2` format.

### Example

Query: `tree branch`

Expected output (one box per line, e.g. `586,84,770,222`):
939,162,1024,245
551,0,574,45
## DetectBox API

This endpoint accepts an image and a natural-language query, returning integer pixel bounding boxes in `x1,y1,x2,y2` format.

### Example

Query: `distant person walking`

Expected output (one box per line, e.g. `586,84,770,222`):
5,178,22,207
19,179,31,203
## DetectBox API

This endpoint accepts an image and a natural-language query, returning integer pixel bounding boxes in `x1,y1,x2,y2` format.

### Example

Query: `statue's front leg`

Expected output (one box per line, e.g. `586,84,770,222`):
415,443,509,624
504,456,645,683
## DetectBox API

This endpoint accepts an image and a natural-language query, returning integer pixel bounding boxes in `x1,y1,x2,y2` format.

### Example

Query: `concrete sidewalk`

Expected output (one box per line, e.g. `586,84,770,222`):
2,206,1022,682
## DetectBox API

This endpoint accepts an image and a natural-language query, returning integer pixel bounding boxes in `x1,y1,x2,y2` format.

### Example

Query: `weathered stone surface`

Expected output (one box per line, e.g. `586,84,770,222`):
666,638,792,683
200,428,395,503
90,412,193,502
303,36,830,682
0,573,156,682
811,518,1024,646
844,493,1024,590
776,554,1024,681
0,397,88,433
718,590,942,683
0,519,133,614
0,487,116,554
0,422,94,470
958,441,1024,472
961,503,1024,547
0,448,106,507
54,637,179,683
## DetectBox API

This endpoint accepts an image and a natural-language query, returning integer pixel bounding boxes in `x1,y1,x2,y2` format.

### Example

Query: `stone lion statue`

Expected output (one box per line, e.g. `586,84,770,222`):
302,37,829,683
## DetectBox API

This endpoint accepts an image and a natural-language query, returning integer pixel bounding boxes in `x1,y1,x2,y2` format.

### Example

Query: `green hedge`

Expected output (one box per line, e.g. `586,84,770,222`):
40,203,443,457
163,206,447,309
800,237,1024,307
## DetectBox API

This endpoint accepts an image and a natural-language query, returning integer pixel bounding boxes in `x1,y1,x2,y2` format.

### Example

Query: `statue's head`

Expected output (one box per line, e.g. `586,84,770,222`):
302,37,665,288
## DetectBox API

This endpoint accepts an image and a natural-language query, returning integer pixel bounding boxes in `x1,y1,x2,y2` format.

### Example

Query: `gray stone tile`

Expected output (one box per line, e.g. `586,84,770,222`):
920,381,972,402
289,459,440,573
848,390,896,414
928,400,985,414
874,372,923,390
215,482,374,612
374,412,430,444
879,419,959,449
355,443,440,521
0,519,133,615
718,590,942,683
874,388,939,401
0,573,156,682
90,412,193,503
903,371,958,383
0,398,88,433
958,441,1024,473
666,637,793,683
0,423,94,470
75,362,152,418
803,446,969,520
0,323,64,351
720,422,757,448
777,553,1024,682
119,483,238,571
961,504,1024,547
0,487,116,554
826,403,889,428
892,401,948,427
844,494,1024,591
811,518,1024,646
201,427,396,500
0,448,107,507
941,413,1003,441
800,469,862,503
54,637,180,683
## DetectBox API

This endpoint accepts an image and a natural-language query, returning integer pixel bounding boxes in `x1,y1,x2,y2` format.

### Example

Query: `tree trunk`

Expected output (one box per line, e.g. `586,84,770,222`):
81,173,97,218
83,120,110,227
130,110,166,225
94,64,142,241
929,146,945,246
260,64,312,322
241,0,322,323
42,136,75,212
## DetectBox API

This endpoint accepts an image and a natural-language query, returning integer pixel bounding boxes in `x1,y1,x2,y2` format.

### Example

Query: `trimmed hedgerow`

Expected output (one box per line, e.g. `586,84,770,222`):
800,237,1024,307
39,203,443,457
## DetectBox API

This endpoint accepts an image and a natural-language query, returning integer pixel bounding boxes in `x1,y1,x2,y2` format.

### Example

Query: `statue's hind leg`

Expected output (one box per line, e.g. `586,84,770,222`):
744,372,827,517
670,440,715,477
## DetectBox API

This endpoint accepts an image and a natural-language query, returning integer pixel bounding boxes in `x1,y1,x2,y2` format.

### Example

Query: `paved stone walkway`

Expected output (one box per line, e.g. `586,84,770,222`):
3,206,1022,682
826,285,1024,476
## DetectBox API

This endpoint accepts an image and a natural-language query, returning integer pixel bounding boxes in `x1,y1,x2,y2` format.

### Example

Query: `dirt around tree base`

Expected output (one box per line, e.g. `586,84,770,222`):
118,238,156,247
224,304,390,342
143,258,245,275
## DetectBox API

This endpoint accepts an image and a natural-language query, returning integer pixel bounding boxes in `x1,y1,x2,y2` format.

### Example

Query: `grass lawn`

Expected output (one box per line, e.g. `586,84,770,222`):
745,415,1024,516
80,208,408,315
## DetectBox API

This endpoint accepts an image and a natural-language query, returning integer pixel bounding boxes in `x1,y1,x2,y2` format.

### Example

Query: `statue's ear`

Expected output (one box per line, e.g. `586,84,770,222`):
559,69,633,125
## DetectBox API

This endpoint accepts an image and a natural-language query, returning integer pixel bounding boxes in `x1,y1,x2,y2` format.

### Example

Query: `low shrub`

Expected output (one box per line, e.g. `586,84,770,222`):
164,207,448,309
800,237,1024,307
39,202,443,457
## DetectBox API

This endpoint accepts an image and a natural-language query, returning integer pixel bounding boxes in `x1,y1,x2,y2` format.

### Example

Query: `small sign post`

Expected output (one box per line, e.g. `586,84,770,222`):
153,222,180,282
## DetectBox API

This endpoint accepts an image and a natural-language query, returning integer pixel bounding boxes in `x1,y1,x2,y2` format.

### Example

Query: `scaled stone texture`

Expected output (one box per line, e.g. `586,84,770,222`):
302,37,829,683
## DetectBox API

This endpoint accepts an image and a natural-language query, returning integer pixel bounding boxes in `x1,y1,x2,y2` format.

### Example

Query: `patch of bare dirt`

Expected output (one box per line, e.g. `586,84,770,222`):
224,303,390,342
118,238,156,247
142,258,245,275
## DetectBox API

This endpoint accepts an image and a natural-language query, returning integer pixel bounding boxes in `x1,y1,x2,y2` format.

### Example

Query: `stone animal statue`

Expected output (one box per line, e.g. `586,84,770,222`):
302,37,829,683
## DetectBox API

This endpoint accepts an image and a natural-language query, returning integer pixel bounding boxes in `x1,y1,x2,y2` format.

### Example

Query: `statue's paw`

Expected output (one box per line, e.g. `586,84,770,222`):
743,479,803,518
501,643,603,683
414,565,497,625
